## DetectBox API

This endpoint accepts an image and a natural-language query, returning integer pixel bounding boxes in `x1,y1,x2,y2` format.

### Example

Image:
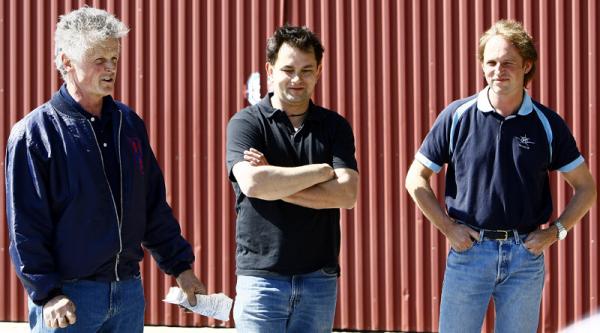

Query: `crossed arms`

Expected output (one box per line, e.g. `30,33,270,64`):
232,148,359,209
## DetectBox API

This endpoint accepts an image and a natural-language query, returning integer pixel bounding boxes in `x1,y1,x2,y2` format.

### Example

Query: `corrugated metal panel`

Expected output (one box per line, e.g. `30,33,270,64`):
0,1,598,332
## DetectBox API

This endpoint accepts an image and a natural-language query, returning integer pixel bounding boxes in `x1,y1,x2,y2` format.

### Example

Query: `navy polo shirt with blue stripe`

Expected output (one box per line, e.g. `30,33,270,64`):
417,86,584,232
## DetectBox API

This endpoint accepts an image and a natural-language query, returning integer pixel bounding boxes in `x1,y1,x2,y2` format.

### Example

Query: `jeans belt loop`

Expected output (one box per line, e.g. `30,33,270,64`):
513,229,520,244
479,229,485,243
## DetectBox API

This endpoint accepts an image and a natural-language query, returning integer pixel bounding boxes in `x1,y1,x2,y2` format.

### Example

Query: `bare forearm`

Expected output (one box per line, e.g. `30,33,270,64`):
524,185,596,255
557,184,596,230
523,168,596,255
405,161,482,249
281,168,358,209
405,163,454,235
282,179,357,209
235,162,335,200
557,164,597,230
407,181,453,233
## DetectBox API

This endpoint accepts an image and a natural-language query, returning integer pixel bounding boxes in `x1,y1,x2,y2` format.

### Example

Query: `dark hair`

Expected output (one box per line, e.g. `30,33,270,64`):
266,25,325,65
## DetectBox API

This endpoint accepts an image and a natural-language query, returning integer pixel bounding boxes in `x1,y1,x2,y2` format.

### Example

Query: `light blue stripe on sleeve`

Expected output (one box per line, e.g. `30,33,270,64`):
416,152,443,173
533,106,553,162
449,98,477,156
558,155,584,173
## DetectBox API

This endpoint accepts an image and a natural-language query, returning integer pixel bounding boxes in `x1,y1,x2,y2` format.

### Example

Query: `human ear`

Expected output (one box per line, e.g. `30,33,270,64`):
523,60,532,74
265,62,274,77
61,53,74,71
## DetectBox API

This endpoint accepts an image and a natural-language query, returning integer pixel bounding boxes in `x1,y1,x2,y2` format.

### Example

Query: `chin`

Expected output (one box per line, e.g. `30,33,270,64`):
100,87,115,96
492,83,509,91
286,93,308,101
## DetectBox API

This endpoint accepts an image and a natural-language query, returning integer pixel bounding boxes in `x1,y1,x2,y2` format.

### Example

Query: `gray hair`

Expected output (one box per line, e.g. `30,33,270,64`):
54,7,129,79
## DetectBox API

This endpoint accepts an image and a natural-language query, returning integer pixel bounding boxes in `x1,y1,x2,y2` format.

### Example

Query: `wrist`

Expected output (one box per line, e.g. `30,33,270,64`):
172,263,192,278
553,220,568,240
439,217,457,236
34,288,64,306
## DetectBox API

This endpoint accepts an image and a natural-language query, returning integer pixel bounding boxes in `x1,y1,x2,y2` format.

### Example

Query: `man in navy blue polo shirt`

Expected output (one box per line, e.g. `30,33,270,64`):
226,25,359,332
406,20,596,332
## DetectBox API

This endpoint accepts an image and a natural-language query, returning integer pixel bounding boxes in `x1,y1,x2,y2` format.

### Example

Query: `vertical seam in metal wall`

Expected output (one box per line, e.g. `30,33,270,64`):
1,1,599,331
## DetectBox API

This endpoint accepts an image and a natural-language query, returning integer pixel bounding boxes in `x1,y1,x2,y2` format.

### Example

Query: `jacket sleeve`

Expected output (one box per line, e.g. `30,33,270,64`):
139,121,194,277
5,123,63,304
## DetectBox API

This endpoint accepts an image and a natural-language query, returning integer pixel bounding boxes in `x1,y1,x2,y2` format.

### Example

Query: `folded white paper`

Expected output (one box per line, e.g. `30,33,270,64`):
163,287,233,321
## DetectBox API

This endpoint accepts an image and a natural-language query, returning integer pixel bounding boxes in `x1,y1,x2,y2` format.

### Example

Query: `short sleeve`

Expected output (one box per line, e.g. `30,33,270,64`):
416,107,454,173
549,116,584,172
331,116,358,171
226,108,264,181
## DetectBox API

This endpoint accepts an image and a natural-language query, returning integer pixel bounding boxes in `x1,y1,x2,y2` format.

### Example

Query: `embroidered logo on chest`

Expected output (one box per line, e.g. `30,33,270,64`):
516,135,535,150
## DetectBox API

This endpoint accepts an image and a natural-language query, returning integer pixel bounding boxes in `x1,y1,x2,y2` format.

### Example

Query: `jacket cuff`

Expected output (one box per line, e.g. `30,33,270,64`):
172,263,192,278
32,288,64,306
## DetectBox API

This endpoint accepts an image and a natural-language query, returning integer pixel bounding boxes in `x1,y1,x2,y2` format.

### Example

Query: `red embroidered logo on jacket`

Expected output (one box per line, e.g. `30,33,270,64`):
128,137,144,175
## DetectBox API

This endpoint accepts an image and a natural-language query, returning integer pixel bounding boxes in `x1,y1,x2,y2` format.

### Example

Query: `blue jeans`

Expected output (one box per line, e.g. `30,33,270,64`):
28,276,145,333
439,231,544,333
233,269,338,333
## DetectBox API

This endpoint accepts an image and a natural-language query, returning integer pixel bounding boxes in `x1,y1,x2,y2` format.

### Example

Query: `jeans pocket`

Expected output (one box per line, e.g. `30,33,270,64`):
452,240,478,254
520,242,543,258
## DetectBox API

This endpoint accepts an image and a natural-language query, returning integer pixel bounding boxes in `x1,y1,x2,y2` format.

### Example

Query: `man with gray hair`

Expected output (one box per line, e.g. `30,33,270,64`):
5,7,206,332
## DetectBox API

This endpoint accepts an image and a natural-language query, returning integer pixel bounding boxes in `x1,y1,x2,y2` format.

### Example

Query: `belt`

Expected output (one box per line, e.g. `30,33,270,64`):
481,229,516,240
458,221,534,240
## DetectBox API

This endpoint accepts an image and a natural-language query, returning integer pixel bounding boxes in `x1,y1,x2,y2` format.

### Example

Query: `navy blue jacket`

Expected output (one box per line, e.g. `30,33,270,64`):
5,91,193,304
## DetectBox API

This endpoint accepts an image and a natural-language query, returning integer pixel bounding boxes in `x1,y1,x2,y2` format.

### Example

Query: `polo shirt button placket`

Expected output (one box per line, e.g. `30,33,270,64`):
496,120,505,144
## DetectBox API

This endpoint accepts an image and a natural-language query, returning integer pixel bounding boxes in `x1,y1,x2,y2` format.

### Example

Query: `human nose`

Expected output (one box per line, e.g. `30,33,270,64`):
488,64,502,77
494,63,506,74
105,60,117,71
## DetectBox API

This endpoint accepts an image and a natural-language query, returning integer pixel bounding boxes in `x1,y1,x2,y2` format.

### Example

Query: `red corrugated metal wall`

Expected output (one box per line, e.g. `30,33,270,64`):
1,1,598,332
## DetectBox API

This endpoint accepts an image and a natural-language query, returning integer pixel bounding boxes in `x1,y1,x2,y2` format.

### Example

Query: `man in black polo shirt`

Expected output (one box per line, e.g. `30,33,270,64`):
405,20,596,332
226,25,359,332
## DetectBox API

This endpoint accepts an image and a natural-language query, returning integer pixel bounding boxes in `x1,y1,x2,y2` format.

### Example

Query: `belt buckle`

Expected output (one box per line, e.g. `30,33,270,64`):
497,230,508,241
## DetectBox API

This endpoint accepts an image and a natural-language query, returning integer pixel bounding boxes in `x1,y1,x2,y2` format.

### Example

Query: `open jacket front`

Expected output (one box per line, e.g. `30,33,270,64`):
5,90,193,304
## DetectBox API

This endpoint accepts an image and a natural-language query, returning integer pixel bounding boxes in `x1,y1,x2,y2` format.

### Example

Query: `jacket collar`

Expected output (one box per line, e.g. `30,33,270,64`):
50,84,118,119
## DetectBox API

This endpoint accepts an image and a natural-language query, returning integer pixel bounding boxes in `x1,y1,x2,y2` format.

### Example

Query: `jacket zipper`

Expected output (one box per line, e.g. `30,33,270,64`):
116,111,124,280
86,114,124,281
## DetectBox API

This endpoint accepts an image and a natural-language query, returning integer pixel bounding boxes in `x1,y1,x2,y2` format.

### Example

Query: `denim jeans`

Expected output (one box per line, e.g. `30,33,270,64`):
233,269,338,333
439,231,544,333
28,275,145,333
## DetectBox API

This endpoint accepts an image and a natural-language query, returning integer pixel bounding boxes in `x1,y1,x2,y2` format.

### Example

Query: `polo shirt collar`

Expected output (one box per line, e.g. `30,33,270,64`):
257,92,325,122
476,86,533,116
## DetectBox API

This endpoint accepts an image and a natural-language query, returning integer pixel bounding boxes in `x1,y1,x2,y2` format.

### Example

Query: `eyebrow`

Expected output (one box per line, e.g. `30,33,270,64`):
486,56,518,61
281,64,315,69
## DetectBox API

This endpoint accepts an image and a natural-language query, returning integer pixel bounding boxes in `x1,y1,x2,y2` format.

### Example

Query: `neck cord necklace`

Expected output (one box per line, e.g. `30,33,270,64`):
487,88,524,116
288,111,308,117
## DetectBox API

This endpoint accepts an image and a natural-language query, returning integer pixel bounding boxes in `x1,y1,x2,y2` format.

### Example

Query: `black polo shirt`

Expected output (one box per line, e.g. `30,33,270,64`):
226,93,358,276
